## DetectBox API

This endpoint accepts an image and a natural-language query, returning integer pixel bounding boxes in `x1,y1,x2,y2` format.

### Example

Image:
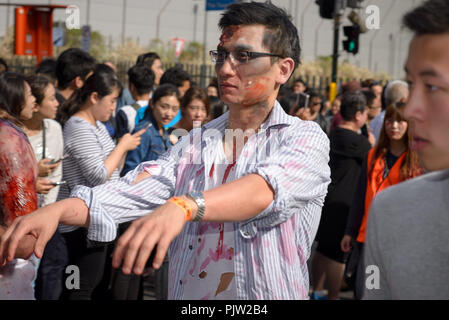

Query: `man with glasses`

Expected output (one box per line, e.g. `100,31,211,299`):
0,2,330,300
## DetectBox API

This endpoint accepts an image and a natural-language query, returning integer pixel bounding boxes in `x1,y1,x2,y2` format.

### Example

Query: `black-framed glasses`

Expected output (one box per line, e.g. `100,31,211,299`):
209,50,283,65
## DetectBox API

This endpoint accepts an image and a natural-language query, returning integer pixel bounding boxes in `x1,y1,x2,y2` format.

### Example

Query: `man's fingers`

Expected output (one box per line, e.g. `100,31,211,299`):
112,220,144,270
121,222,157,274
133,232,160,275
5,219,29,261
152,236,171,270
33,230,52,259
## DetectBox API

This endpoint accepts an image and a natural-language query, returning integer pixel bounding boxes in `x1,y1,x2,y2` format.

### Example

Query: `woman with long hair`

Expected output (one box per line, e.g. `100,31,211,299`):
341,103,422,299
23,75,63,207
0,72,39,299
168,86,211,145
121,84,181,176
22,75,67,300
57,64,143,300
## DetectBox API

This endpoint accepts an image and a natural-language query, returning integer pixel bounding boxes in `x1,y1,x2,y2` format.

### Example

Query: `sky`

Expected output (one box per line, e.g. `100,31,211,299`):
0,0,425,79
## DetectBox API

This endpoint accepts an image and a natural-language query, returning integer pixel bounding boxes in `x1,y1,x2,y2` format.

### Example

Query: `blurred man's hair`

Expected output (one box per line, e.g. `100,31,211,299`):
403,0,449,35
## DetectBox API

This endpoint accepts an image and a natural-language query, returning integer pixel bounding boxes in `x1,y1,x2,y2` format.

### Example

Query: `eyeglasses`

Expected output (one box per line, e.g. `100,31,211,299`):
209,50,283,65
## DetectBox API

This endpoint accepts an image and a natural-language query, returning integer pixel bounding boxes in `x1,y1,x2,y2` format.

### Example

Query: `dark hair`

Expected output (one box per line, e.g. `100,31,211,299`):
208,77,218,88
26,75,51,106
403,0,449,35
128,64,155,96
340,91,367,121
361,89,376,108
55,48,96,90
57,64,122,126
0,72,28,125
219,1,301,71
145,83,181,119
36,58,57,84
181,87,211,117
209,96,228,119
0,58,8,73
136,52,161,68
369,104,422,180
294,78,306,86
160,66,191,88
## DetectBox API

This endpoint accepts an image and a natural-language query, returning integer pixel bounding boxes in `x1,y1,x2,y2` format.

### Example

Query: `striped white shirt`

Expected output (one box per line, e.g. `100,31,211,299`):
71,101,331,299
58,116,120,233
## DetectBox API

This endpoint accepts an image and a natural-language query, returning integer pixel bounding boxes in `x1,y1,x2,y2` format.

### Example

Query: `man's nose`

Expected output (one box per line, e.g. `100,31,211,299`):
404,88,424,122
216,56,236,77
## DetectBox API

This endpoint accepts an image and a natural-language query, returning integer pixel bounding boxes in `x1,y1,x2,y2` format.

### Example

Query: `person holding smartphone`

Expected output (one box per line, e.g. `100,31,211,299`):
22,75,66,300
23,75,63,208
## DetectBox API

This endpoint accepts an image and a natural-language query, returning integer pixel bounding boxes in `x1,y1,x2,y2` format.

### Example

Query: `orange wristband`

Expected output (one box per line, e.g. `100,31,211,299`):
168,196,193,221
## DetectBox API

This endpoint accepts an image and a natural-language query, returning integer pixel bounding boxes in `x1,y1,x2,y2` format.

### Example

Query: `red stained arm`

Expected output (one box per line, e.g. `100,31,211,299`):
0,122,38,259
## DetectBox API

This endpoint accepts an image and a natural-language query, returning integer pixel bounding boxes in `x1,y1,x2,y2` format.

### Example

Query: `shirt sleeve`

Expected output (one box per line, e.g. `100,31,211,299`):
65,122,109,186
243,121,331,230
0,125,38,226
70,150,178,242
345,155,368,238
362,195,391,299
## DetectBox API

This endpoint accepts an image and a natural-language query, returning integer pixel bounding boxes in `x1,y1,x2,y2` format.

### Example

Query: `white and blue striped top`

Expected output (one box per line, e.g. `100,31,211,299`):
58,116,120,233
71,101,331,299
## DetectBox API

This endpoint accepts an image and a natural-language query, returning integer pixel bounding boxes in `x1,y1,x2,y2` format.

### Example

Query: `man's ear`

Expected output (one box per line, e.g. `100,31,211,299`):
276,57,295,85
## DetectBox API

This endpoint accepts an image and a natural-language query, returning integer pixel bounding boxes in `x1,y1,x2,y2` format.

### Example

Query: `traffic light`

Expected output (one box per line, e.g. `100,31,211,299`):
343,24,360,54
316,0,347,19
316,0,335,19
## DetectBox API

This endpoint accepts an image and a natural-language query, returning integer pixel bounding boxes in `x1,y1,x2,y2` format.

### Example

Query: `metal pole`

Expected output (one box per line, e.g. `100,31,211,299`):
300,0,313,41
156,0,171,40
201,8,208,88
332,15,340,83
193,4,198,42
122,0,127,44
6,0,9,37
314,19,324,59
86,0,90,26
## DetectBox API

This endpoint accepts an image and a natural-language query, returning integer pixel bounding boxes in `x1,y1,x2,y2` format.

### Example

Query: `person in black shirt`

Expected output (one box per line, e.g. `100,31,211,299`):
310,91,375,300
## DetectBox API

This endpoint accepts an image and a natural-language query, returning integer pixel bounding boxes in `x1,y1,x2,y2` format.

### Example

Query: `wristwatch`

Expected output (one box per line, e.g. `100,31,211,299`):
187,191,205,222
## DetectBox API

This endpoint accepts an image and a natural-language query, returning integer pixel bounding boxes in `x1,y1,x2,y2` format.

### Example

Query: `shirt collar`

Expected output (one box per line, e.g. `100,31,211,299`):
201,100,297,142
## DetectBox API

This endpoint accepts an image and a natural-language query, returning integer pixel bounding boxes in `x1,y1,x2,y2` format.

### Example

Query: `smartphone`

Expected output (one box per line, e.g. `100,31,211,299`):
51,180,67,186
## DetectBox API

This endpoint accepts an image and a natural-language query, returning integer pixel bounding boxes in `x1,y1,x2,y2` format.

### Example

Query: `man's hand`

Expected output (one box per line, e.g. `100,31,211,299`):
112,200,190,275
0,204,62,265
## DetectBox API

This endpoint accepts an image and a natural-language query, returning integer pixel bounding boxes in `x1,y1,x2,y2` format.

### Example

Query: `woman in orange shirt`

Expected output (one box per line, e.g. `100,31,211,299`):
341,102,422,299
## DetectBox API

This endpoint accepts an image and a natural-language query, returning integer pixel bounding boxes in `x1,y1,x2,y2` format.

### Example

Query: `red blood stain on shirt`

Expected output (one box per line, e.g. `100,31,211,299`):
0,120,38,226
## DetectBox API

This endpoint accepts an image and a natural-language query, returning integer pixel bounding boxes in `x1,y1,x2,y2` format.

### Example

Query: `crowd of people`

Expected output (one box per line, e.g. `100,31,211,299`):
0,0,448,301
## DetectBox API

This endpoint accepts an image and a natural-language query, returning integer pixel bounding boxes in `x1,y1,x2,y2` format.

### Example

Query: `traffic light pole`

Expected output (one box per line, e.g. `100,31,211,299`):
332,15,340,84
330,14,341,102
